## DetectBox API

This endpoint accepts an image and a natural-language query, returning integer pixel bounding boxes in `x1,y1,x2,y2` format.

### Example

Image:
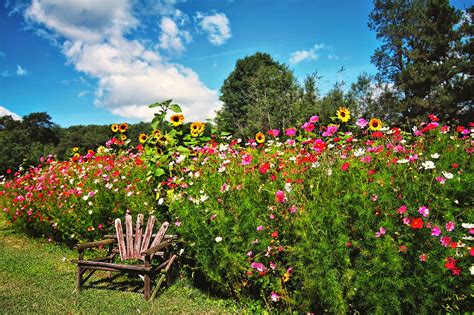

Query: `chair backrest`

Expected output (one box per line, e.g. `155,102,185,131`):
115,214,169,261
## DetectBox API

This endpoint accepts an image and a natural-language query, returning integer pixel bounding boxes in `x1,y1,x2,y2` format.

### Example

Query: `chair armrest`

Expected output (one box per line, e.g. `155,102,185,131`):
75,239,116,250
141,240,172,256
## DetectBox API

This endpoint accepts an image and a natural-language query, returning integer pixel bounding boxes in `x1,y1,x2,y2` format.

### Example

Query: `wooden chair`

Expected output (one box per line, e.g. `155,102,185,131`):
73,214,177,300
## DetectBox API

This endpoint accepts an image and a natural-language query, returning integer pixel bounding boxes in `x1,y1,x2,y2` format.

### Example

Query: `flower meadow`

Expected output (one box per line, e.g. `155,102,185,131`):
1,103,473,313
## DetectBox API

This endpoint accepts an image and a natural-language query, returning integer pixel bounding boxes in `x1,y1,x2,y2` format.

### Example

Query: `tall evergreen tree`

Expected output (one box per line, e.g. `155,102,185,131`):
369,0,473,123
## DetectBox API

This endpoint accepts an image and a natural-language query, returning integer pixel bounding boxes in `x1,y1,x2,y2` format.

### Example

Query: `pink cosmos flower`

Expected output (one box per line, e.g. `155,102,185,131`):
419,254,427,262
250,262,266,272
98,223,103,230
270,261,277,269
271,292,280,302
356,118,368,128
397,205,407,214
375,227,386,238
275,190,286,203
445,221,455,231
267,129,280,137
241,154,252,165
361,155,372,163
440,236,451,247
289,205,298,213
431,226,441,236
256,225,264,231
301,122,315,133
402,217,411,225
247,251,253,257
371,194,378,202
408,154,418,162
418,206,430,217
309,115,319,123
436,176,446,184
322,125,338,137
285,128,296,136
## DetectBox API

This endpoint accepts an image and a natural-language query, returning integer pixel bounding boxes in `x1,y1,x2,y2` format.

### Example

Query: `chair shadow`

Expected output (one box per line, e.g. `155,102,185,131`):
82,272,146,294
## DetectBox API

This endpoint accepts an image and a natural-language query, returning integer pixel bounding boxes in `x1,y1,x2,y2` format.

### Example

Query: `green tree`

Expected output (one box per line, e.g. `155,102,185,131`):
216,52,294,138
369,0,473,124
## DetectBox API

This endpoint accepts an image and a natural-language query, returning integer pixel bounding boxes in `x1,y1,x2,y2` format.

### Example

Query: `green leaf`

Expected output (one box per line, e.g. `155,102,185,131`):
177,146,190,154
148,102,161,108
170,104,182,113
220,131,231,136
154,168,165,177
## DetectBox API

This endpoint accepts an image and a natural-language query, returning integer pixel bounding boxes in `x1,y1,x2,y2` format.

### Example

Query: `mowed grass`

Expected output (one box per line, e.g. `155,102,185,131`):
0,217,242,314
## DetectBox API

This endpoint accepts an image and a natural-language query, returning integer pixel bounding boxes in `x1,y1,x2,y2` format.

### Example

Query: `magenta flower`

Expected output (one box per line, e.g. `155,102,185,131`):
431,226,441,236
301,122,315,133
285,128,296,136
322,125,338,137
418,206,430,217
241,154,252,165
289,205,298,213
436,176,446,184
356,118,368,128
256,225,264,231
270,292,280,302
267,129,280,137
375,227,386,238
440,236,451,247
397,205,407,214
250,262,266,272
309,115,319,123
275,190,286,203
445,221,455,231
402,217,411,225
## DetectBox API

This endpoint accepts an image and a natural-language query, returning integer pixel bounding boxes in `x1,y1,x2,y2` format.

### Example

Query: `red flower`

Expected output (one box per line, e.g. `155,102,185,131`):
271,230,279,238
451,163,459,169
275,190,286,203
444,257,457,270
259,163,270,175
456,126,465,133
341,162,350,172
410,217,423,229
371,131,384,138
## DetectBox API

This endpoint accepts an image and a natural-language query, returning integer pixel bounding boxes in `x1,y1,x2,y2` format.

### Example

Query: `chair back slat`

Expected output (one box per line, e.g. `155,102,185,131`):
133,214,144,258
115,218,127,260
148,222,170,258
125,214,134,259
140,215,156,255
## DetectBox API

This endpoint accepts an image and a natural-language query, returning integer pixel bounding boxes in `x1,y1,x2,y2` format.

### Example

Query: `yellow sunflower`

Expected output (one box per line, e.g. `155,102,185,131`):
120,134,127,141
119,123,128,133
368,118,383,131
152,130,161,140
73,153,80,159
138,133,148,143
336,107,351,123
255,132,265,144
190,122,205,137
111,123,119,133
157,135,169,146
72,147,79,152
170,114,184,127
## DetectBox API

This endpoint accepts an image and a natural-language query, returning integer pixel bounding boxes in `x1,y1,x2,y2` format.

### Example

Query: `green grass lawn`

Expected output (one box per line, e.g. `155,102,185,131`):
0,217,242,314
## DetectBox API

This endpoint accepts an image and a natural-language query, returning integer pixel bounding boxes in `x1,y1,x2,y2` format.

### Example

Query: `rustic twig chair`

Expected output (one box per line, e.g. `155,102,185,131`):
73,214,177,300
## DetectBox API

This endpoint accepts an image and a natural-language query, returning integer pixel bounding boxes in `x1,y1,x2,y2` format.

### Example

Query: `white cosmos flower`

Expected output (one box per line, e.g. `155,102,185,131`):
284,182,292,192
397,159,409,164
442,171,453,179
430,153,440,159
215,236,222,243
353,148,365,157
421,161,435,170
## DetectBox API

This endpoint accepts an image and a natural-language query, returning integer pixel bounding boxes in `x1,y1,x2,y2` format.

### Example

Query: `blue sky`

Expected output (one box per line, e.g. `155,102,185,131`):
0,0,472,127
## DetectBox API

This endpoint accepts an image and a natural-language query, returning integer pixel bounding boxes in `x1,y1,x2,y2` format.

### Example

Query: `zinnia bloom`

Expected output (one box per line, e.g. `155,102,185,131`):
341,162,350,171
445,221,455,231
418,206,430,217
275,190,286,203
267,129,280,137
170,114,184,126
410,217,423,229
431,226,441,236
336,107,351,123
138,133,148,143
285,128,296,136
368,118,382,131
111,123,119,132
356,118,368,128
255,132,265,143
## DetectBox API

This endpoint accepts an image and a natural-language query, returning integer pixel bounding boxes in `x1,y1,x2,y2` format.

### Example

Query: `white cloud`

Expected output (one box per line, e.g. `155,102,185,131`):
289,43,325,65
23,0,221,122
195,12,231,46
328,53,339,60
78,90,90,97
0,106,21,120
16,65,30,76
157,16,192,54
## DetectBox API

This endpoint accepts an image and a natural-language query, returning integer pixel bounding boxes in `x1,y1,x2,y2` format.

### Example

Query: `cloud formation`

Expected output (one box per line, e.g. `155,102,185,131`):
0,106,21,120
16,65,30,76
289,43,325,65
22,0,221,122
195,12,231,46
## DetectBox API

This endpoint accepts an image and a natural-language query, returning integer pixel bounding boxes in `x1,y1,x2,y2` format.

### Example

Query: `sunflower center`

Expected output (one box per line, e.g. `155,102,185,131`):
373,122,378,127
341,112,346,117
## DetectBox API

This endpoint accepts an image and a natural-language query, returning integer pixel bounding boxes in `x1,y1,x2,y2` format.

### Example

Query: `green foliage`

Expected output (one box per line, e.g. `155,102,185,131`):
369,0,473,124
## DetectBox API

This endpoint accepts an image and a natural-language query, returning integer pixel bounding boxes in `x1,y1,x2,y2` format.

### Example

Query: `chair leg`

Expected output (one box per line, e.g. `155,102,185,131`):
76,266,82,293
144,273,151,300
